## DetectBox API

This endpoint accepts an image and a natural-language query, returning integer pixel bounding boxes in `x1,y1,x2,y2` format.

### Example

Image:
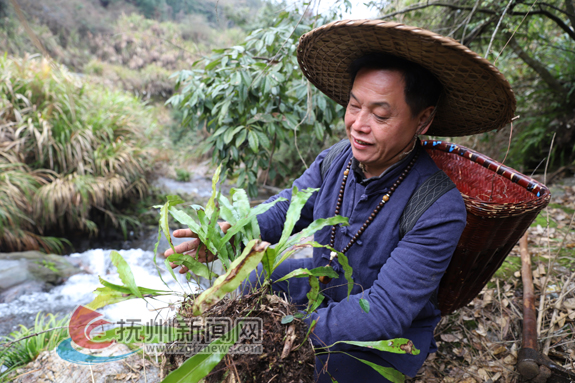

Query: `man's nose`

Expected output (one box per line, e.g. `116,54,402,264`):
351,109,371,133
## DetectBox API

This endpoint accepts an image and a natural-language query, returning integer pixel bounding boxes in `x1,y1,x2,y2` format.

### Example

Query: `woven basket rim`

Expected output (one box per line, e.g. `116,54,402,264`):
423,140,550,215
297,20,517,137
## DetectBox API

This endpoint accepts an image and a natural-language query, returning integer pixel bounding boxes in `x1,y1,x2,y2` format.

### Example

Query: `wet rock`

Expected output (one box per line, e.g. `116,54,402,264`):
0,251,83,288
0,280,45,303
10,344,161,383
0,259,30,290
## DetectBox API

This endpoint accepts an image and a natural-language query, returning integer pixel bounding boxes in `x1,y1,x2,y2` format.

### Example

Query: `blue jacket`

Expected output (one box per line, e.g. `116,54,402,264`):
256,141,467,377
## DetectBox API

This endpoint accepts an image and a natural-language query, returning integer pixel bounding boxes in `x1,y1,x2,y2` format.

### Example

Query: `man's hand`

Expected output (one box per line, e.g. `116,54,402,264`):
162,222,231,274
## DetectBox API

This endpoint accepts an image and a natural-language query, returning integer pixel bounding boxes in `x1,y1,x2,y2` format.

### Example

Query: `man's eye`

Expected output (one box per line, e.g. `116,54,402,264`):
374,114,388,121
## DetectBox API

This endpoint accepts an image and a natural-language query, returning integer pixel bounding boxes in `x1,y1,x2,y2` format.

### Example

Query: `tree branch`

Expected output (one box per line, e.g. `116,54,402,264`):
380,1,575,42
507,34,569,102
539,2,575,18
534,5,575,40
461,0,483,43
380,2,497,20
565,0,575,30
1,326,68,351
462,16,497,46
485,0,514,58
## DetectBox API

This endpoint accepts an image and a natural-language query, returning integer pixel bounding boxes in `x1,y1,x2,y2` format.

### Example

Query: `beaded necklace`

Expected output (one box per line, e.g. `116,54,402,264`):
318,153,419,284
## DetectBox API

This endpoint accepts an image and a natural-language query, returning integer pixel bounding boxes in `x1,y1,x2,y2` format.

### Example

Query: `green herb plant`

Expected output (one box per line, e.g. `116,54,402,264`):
87,166,419,383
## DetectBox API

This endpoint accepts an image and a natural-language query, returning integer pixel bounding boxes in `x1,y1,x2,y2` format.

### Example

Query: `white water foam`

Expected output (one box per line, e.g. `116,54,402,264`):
0,248,198,335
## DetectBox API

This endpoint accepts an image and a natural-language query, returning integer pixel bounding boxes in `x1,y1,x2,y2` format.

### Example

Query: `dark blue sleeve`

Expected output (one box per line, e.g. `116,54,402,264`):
256,147,331,244
304,188,466,348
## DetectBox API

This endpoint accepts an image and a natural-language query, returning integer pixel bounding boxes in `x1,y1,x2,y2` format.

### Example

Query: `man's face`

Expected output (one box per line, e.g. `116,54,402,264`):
344,68,433,178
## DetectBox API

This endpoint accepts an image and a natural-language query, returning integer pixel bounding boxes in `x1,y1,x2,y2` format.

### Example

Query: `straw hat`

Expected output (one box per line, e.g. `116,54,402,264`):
297,20,516,137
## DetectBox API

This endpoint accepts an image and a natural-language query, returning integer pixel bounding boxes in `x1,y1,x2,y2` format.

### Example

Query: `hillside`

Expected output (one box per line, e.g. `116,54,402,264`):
0,0,260,98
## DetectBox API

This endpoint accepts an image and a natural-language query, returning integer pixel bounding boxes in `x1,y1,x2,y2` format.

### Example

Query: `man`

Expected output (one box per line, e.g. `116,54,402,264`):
164,20,516,382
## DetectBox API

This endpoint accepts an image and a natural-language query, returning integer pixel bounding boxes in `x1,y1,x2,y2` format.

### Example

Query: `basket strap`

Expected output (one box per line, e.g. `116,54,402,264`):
320,139,350,180
399,170,456,239
399,170,456,309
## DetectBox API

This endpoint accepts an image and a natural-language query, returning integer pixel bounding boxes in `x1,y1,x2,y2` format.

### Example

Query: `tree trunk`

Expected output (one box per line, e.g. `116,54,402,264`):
506,35,570,104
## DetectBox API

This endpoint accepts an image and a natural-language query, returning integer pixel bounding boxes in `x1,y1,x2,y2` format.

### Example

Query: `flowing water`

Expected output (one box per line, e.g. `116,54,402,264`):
0,239,198,337
0,174,216,337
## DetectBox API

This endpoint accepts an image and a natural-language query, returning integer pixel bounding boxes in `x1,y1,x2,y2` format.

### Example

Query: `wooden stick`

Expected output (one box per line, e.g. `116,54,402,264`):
520,232,538,350
536,133,556,335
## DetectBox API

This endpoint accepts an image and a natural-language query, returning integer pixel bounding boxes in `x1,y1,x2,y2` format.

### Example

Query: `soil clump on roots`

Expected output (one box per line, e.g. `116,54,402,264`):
163,289,315,383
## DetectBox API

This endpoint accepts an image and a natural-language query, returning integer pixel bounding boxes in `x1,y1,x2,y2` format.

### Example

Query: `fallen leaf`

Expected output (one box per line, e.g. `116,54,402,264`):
503,354,516,365
475,323,488,337
563,298,575,309
493,345,507,355
440,334,459,342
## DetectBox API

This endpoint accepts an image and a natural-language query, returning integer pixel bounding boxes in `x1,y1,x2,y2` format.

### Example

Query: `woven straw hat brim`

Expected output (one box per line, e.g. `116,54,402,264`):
297,20,517,137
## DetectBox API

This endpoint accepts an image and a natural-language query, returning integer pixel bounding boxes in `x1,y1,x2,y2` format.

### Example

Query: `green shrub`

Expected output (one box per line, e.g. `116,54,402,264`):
168,10,344,196
175,168,191,182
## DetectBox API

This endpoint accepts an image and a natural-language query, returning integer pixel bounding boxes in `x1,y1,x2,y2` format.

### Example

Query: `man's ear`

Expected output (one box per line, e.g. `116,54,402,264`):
416,106,435,136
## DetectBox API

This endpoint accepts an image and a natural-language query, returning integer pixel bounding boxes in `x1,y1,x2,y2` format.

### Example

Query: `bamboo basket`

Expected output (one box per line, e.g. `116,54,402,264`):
422,140,551,315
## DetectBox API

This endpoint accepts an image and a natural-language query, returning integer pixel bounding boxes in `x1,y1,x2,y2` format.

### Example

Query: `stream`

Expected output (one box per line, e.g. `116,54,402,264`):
0,173,223,338
0,234,197,337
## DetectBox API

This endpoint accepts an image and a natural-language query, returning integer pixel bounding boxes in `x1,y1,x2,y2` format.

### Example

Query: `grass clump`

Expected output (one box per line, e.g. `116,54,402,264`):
175,168,191,182
0,313,69,382
0,54,160,252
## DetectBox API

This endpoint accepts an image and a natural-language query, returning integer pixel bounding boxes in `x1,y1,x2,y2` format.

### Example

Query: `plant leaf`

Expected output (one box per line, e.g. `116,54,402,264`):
160,200,175,253
281,315,294,324
167,253,217,280
205,165,221,218
192,240,268,315
261,247,277,278
168,207,202,236
273,267,338,283
161,324,240,383
306,276,321,312
359,298,370,314
153,225,172,288
283,216,348,251
336,252,354,300
109,251,142,298
86,286,136,310
219,198,285,247
302,242,355,299
275,187,318,254
343,353,405,383
98,277,170,296
332,339,420,355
